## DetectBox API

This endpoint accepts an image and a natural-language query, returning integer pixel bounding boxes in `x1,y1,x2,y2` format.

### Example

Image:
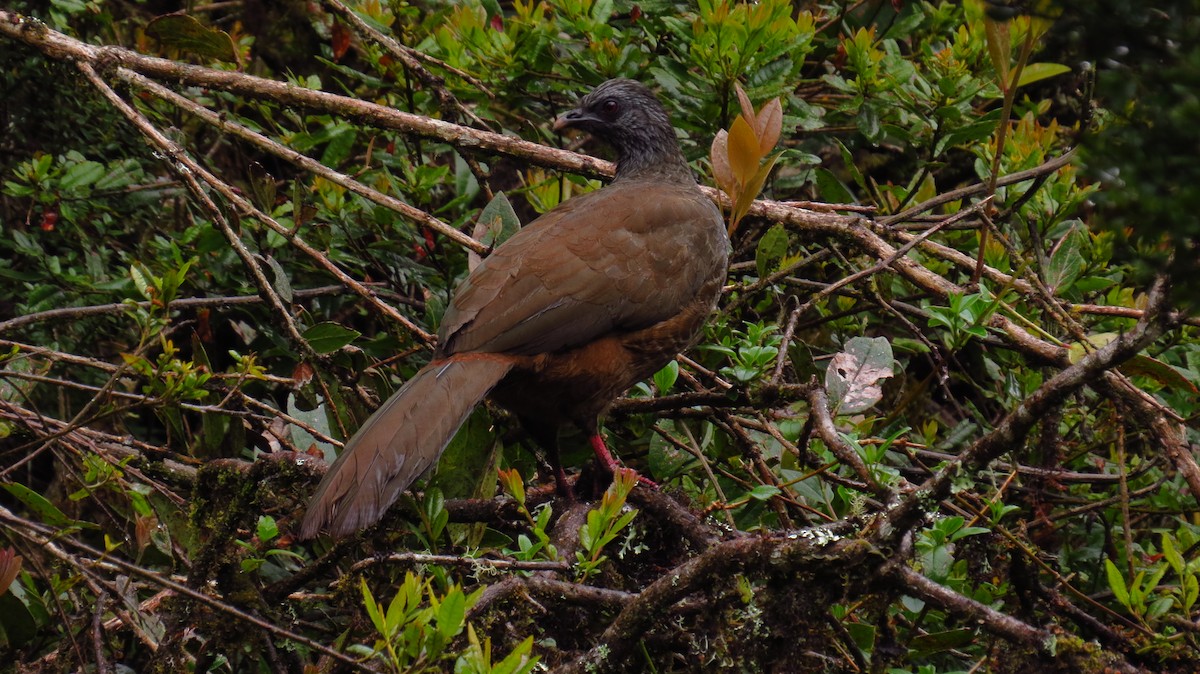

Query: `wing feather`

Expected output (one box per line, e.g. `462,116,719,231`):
439,181,724,356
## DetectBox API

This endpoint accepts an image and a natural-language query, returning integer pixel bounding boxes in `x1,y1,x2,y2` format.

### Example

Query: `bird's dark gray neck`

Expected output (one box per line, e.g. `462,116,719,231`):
614,151,696,184
609,126,696,185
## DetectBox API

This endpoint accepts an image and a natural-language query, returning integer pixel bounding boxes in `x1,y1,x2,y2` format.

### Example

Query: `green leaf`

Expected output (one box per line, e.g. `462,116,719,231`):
1073,276,1116,293
383,581,410,637
755,223,789,278
590,0,613,21
1016,62,1071,88
360,579,385,635
256,515,278,542
746,484,780,501
950,526,991,542
908,628,976,657
1105,559,1130,608
246,162,277,213
924,543,953,582
1147,596,1175,620
1184,574,1198,612
319,126,357,168
493,636,537,674
814,167,855,204
286,393,334,459
265,255,293,303
1162,534,1185,575
302,322,360,354
474,192,522,249
130,264,152,300
145,14,238,62
648,421,699,481
653,360,678,393
1142,564,1168,603
1045,229,1085,293
1,484,74,528
856,102,882,143
0,591,38,647
611,509,637,536
59,161,105,191
1129,569,1148,607
835,138,868,192
437,588,467,639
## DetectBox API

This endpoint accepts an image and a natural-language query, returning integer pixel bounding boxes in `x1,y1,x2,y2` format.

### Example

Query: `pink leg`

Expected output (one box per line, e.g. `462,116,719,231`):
551,462,573,498
588,433,658,488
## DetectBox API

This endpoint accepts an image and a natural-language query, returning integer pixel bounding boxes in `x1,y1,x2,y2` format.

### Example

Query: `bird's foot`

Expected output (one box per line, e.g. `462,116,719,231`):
588,433,658,489
631,472,659,489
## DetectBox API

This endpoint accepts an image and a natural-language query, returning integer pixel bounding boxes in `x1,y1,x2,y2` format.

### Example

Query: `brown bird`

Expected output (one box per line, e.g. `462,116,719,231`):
301,79,728,539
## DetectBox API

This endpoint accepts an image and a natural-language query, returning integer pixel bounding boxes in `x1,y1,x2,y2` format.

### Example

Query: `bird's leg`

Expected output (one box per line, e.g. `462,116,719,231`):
551,462,574,498
522,417,574,498
588,433,658,488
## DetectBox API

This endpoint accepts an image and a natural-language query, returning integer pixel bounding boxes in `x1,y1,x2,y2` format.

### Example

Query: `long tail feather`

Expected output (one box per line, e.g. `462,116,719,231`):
300,356,512,538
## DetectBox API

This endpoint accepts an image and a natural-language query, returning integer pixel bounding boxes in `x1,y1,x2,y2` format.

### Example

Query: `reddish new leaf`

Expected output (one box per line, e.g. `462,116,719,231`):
734,83,756,127
710,129,735,195
0,548,21,596
331,21,351,62
755,97,783,155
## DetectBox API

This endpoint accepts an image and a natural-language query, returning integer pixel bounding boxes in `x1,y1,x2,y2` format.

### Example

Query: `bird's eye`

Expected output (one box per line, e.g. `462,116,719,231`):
599,99,620,118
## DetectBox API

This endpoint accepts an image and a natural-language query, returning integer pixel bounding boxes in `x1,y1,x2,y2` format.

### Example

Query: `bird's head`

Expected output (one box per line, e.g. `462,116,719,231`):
554,78,691,183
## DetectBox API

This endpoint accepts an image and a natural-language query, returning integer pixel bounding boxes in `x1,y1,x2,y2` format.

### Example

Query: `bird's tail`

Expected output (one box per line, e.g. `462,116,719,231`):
300,355,513,539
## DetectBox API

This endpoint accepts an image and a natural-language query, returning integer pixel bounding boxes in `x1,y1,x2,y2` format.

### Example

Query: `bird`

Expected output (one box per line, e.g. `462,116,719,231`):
300,78,729,539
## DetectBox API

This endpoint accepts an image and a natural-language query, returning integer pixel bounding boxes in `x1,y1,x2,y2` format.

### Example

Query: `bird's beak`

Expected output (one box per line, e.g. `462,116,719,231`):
553,108,594,132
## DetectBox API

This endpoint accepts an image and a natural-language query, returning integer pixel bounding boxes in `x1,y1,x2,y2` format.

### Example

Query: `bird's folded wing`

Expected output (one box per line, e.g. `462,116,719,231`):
440,183,724,356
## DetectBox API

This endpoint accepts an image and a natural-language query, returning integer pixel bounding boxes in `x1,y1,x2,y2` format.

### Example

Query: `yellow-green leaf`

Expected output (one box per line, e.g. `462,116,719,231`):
914,172,937,206
1016,62,1071,89
1067,333,1118,364
360,579,387,635
1105,559,1130,608
130,263,151,300
984,16,1010,91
